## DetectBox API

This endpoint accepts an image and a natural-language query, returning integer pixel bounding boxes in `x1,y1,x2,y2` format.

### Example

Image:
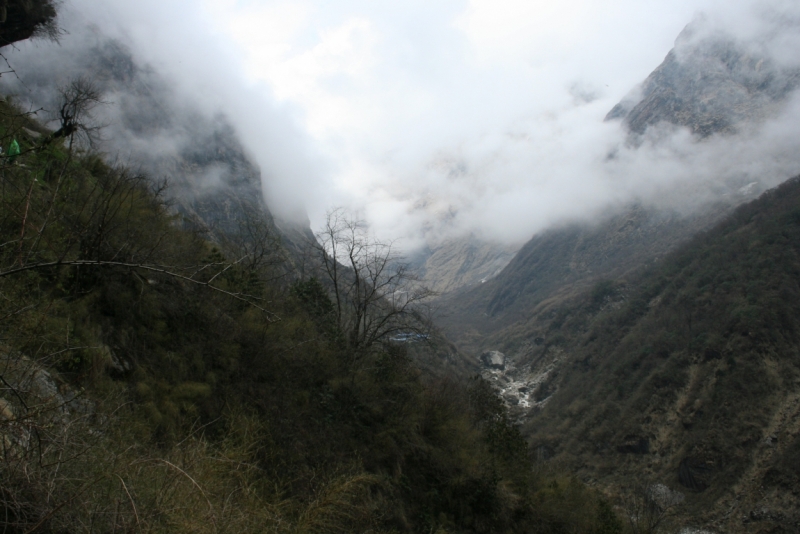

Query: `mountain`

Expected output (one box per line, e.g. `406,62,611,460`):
1,35,314,269
428,17,800,532
502,176,800,532
606,16,800,137
436,198,755,355
440,14,800,354
5,5,800,531
0,21,627,534
435,16,800,334
409,234,517,295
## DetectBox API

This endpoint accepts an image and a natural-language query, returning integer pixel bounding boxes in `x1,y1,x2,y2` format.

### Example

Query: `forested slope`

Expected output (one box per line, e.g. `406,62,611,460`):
0,72,621,534
508,176,800,532
437,202,736,355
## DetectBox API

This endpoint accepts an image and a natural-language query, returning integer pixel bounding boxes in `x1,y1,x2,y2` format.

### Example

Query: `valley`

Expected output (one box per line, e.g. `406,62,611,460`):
1,2,800,533
423,15,800,532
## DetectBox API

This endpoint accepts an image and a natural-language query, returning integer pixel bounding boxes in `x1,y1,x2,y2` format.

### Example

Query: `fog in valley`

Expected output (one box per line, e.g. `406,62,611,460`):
4,0,800,251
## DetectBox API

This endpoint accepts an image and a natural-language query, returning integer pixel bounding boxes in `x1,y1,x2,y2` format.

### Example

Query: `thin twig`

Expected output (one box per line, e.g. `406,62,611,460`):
144,459,217,532
23,474,107,534
116,475,141,532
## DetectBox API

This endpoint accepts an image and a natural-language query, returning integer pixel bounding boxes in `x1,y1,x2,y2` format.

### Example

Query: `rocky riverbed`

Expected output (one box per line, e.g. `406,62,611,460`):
479,348,565,423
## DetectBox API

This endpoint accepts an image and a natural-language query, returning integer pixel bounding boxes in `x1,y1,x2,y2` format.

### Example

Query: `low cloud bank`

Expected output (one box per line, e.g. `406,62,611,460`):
1,0,325,224
2,0,800,251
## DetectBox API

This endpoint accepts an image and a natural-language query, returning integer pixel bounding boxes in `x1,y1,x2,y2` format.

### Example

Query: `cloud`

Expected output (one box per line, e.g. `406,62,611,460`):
1,0,327,223
3,0,800,251
202,0,800,249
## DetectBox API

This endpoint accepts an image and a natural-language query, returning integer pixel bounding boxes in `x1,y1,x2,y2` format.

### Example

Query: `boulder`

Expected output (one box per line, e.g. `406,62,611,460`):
647,483,685,509
480,350,505,370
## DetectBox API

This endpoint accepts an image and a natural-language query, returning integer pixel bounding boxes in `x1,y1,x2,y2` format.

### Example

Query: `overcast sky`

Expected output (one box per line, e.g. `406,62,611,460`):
12,0,800,249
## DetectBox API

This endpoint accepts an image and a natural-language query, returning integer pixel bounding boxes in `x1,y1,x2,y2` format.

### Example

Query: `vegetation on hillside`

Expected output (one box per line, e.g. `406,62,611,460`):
6,5,799,532
495,176,800,531
0,0,59,48
0,75,623,533
437,203,733,356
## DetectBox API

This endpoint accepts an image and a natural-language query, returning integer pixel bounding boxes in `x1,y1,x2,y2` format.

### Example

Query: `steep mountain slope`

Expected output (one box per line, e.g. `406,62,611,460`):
409,234,517,295
431,19,800,530
437,200,747,353
606,16,800,137
439,15,800,357
0,42,621,534
499,176,800,533
1,36,314,267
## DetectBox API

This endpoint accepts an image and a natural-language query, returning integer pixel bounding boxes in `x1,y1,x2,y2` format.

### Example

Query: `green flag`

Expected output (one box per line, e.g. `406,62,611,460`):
7,138,20,163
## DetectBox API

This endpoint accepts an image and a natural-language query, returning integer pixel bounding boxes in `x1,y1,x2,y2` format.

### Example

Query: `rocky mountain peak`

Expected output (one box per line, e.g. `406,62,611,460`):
606,17,800,137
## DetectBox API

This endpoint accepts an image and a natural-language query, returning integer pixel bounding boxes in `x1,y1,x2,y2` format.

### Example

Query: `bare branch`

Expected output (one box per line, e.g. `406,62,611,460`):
43,77,107,148
0,259,281,321
310,208,435,354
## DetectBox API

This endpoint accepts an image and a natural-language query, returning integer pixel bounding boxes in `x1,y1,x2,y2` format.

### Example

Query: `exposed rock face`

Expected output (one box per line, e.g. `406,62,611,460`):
410,235,517,295
0,350,95,455
607,17,800,137
480,350,505,370
90,40,316,253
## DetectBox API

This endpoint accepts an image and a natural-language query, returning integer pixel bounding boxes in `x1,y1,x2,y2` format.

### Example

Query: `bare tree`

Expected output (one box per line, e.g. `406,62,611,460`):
45,77,107,147
311,208,434,353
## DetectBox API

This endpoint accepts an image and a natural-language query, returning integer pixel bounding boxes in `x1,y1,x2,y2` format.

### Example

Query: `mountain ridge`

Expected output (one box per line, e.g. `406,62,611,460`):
512,175,800,532
606,16,800,137
426,17,800,531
